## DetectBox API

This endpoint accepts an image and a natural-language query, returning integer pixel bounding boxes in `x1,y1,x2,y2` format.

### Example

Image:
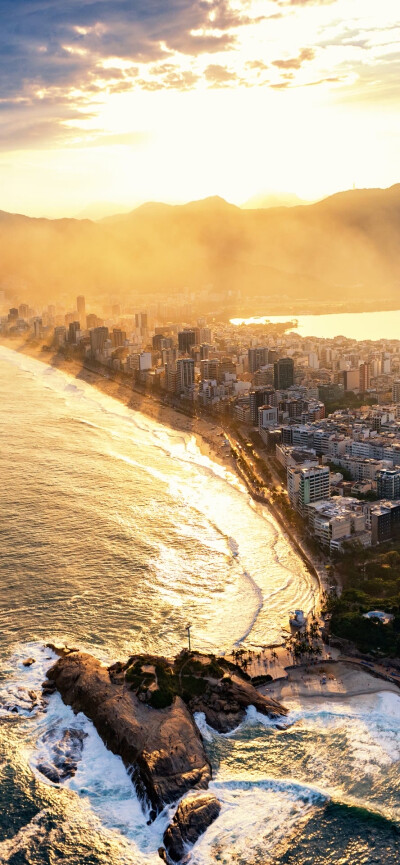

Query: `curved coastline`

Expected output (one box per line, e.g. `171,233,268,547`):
0,337,325,634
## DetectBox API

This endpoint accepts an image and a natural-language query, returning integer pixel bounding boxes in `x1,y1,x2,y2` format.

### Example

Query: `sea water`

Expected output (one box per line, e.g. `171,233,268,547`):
0,345,399,864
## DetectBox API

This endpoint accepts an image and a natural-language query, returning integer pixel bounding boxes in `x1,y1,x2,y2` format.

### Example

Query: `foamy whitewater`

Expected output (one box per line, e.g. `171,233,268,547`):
0,345,399,864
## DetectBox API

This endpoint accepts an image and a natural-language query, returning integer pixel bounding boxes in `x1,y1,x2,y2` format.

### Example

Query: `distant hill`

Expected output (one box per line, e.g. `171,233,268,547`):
1,186,399,313
76,201,133,221
241,192,312,209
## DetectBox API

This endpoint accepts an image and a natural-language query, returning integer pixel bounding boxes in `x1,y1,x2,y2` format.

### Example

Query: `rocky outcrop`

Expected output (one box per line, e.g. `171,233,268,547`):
46,648,287,859
188,674,285,733
47,652,211,816
160,793,221,863
37,728,87,784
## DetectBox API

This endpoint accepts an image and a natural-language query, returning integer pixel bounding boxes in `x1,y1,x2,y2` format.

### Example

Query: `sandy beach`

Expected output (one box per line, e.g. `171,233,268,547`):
1,336,330,613
0,338,238,475
260,661,400,701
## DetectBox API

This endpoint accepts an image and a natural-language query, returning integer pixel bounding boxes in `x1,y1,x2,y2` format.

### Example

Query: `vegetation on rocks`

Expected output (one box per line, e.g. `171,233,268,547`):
121,651,228,709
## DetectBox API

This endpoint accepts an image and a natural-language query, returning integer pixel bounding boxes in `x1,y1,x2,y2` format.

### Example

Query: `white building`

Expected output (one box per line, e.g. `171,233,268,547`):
258,405,278,431
287,465,330,513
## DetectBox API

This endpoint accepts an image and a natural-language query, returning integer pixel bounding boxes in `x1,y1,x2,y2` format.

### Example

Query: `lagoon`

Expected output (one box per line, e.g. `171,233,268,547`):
231,309,400,341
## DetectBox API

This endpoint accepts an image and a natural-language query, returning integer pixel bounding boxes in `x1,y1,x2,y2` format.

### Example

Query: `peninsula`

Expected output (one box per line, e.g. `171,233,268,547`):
46,648,286,862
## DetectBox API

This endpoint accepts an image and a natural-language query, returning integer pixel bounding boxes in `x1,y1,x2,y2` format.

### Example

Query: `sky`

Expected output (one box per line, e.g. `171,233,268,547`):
1,0,399,217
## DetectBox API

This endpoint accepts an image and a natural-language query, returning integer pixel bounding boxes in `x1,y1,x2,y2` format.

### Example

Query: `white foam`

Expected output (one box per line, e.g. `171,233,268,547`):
286,691,400,776
191,777,325,865
28,689,169,857
0,642,58,718
194,705,291,747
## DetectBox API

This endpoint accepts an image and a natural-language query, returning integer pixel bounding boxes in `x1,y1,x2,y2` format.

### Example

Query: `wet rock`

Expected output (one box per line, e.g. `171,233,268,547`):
45,643,78,657
41,681,56,696
188,675,286,733
38,727,87,781
37,762,60,784
23,658,35,667
161,793,221,862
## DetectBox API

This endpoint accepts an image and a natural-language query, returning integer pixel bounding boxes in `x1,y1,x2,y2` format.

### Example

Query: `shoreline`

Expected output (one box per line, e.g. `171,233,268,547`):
1,337,328,627
260,660,400,702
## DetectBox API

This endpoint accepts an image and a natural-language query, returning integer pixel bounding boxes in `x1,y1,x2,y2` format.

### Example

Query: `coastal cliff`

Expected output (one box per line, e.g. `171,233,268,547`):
46,648,287,859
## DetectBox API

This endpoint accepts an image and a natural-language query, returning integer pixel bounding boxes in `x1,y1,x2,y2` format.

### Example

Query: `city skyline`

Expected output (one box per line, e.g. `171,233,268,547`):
1,0,400,216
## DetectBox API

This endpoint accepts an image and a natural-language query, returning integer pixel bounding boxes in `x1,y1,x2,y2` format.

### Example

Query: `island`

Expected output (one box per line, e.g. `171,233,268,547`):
45,647,287,862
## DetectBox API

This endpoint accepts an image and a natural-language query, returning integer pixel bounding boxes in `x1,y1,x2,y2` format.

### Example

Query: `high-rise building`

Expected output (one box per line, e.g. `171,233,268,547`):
376,469,400,500
219,357,236,379
200,359,220,381
248,347,269,373
87,313,103,329
199,327,212,344
176,358,195,392
249,388,274,425
18,303,29,319
274,358,294,389
153,333,166,351
54,326,67,346
90,326,109,353
112,328,126,348
392,381,400,403
135,312,148,329
178,330,196,353
163,362,177,393
68,321,81,343
139,352,152,371
359,362,371,392
76,296,85,318
287,465,330,514
33,318,42,338
371,501,400,544
258,405,278,431
200,343,211,360
65,311,77,325
337,368,359,392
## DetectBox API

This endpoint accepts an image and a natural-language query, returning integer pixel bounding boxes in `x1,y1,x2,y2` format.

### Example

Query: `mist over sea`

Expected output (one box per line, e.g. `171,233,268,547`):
1,345,400,864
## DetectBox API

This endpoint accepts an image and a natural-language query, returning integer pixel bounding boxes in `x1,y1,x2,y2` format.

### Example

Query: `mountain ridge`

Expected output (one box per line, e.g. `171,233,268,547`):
1,184,399,312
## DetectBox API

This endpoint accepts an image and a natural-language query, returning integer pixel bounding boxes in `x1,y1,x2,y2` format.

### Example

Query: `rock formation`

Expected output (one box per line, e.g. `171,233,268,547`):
47,651,211,815
46,648,287,860
160,793,221,863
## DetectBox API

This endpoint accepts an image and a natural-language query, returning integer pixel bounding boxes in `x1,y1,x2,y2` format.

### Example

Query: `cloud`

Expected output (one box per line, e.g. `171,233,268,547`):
272,47,315,70
283,0,336,5
0,0,399,153
0,0,261,148
0,1,259,102
0,96,96,150
204,64,238,86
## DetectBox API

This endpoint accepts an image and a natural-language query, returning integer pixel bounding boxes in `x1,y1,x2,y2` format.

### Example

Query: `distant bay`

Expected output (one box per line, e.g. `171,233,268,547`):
231,309,400,341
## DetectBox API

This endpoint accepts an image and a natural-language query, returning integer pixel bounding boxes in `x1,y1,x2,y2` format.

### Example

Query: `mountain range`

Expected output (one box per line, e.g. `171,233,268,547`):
1,185,400,315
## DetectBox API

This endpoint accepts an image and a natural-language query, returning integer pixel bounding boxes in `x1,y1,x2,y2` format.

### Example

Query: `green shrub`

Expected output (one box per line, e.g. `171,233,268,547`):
181,675,208,701
150,688,174,709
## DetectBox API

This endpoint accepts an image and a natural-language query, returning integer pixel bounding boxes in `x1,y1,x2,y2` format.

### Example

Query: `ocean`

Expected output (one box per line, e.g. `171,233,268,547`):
0,344,399,864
